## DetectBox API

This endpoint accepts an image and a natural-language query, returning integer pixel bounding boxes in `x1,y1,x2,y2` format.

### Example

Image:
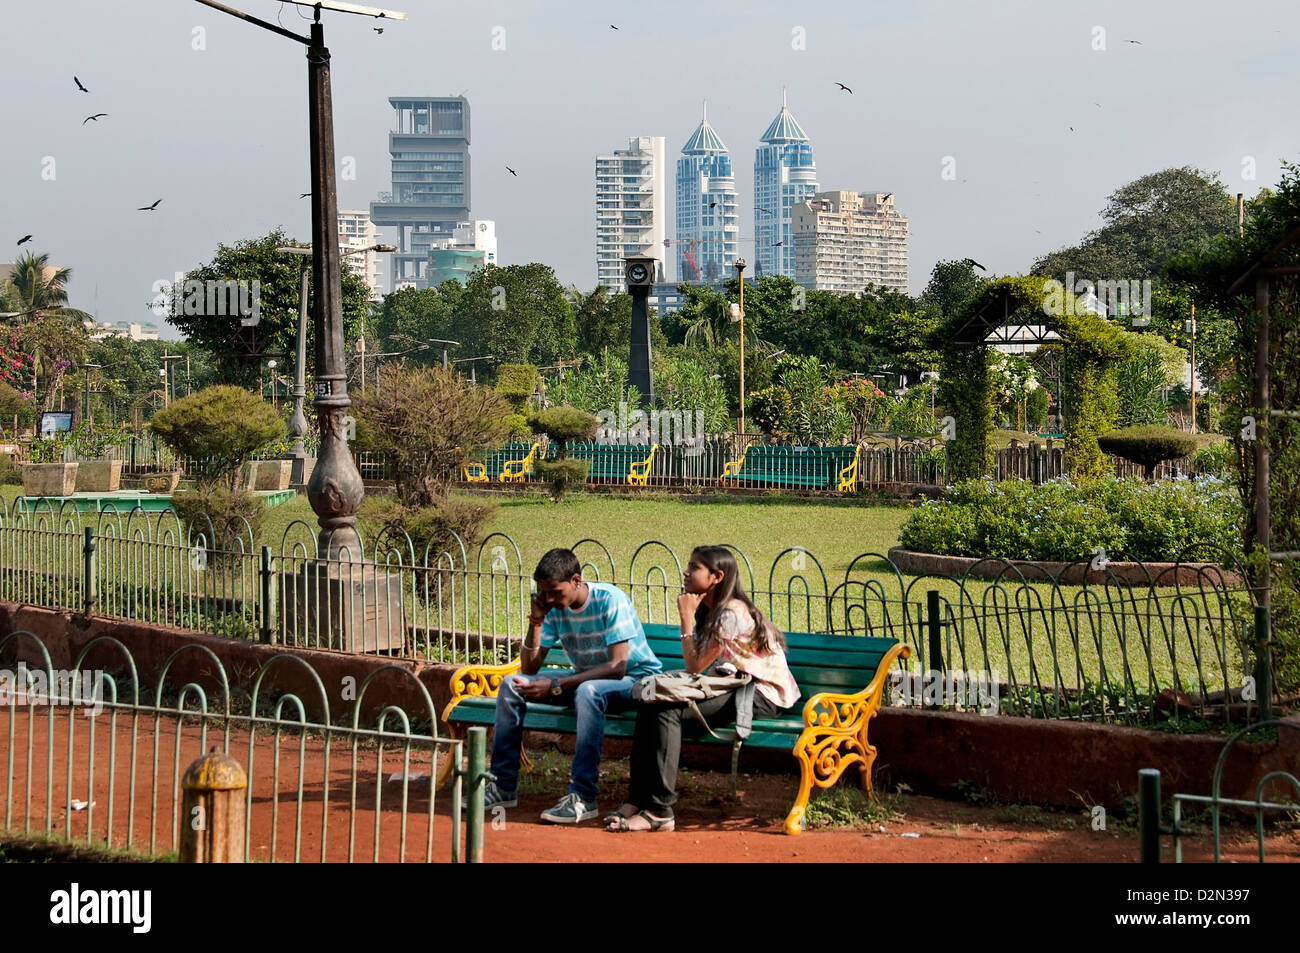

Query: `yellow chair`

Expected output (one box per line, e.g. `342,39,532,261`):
836,444,862,493
464,462,489,482
719,444,751,484
626,445,658,485
500,443,539,482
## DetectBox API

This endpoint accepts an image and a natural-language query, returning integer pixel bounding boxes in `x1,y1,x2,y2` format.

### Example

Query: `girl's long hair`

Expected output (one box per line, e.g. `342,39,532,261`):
691,545,787,654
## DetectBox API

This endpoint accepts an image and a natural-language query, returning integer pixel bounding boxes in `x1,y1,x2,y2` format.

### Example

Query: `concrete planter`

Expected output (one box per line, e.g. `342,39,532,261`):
144,472,181,494
21,462,79,497
888,546,1244,588
245,459,291,491
75,460,123,492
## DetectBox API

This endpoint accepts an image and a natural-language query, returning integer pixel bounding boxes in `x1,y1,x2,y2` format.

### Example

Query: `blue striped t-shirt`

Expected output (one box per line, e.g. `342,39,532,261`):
539,582,661,678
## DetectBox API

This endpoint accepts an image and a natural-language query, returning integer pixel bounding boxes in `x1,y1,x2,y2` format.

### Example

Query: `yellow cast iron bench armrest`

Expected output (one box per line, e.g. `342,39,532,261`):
626,444,658,485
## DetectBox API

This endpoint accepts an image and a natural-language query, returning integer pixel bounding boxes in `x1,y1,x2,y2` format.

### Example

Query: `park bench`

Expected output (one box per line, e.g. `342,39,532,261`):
439,622,910,834
464,443,538,483
560,443,657,484
720,444,860,491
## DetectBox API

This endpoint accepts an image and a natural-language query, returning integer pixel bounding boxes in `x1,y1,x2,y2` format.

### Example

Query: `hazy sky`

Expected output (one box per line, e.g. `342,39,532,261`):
3,0,1296,340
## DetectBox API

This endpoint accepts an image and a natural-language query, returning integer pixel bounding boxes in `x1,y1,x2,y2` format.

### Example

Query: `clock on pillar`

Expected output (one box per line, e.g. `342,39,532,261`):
624,252,657,409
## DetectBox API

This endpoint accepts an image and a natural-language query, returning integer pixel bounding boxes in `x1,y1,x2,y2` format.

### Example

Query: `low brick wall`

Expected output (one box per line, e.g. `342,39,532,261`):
888,547,1244,588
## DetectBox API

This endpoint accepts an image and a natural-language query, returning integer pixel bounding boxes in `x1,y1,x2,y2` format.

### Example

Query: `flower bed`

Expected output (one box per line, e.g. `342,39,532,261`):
897,475,1243,564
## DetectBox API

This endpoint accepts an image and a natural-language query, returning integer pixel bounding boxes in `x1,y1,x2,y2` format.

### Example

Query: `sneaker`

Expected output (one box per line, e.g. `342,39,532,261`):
464,780,517,810
539,792,599,824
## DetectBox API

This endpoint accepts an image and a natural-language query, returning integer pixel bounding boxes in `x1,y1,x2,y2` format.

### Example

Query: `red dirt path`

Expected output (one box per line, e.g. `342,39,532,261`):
2,709,1296,863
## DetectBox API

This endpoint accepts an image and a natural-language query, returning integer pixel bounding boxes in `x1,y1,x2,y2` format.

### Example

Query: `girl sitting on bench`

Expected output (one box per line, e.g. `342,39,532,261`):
606,545,800,832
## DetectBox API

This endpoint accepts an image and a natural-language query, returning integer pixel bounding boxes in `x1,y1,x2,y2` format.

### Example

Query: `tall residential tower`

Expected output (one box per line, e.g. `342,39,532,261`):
370,97,471,290
792,191,910,293
753,92,818,278
674,104,738,283
595,136,666,292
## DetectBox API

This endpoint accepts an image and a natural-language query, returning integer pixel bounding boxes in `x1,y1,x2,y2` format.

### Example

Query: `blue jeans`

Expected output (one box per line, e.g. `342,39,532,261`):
490,672,637,802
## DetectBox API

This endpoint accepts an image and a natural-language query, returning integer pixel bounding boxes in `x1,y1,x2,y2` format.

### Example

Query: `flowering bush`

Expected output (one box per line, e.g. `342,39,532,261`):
898,475,1243,562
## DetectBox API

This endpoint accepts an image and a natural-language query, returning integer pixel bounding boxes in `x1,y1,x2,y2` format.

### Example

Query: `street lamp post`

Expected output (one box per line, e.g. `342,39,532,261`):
267,359,278,410
195,0,406,560
733,258,747,434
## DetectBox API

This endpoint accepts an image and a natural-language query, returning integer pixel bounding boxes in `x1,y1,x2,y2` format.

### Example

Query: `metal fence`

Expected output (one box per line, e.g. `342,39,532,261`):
0,630,482,862
1139,720,1300,862
0,499,1262,728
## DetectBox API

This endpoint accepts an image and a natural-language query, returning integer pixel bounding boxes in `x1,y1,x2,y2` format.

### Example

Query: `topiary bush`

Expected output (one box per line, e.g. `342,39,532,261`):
898,475,1243,562
528,405,598,459
149,385,284,489
1098,425,1198,480
534,458,588,502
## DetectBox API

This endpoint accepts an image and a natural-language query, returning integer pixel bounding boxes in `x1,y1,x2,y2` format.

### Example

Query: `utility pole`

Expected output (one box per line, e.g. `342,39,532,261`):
1187,303,1196,435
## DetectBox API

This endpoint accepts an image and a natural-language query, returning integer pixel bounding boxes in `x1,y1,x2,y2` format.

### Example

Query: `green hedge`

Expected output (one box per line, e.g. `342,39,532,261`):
1097,425,1198,479
898,475,1243,562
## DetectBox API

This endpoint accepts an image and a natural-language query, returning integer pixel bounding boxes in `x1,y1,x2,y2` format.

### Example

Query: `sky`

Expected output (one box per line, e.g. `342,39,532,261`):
2,0,1297,340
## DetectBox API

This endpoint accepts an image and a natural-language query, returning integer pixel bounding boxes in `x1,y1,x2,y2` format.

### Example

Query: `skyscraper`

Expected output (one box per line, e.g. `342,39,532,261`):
595,136,666,292
370,96,470,291
675,104,738,283
338,210,385,300
754,92,818,278
792,191,910,293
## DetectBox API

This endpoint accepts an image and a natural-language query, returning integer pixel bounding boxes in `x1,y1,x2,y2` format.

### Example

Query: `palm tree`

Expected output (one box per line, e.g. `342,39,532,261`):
3,252,91,410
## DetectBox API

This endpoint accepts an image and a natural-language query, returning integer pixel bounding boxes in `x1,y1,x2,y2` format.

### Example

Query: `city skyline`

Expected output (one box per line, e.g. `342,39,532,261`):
2,1,1294,339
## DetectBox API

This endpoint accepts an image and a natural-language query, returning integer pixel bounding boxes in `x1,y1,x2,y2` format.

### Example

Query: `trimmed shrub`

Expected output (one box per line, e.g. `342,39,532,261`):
528,405,598,459
535,458,588,502
898,475,1243,563
361,496,495,564
169,486,267,560
1098,425,1198,480
149,385,284,489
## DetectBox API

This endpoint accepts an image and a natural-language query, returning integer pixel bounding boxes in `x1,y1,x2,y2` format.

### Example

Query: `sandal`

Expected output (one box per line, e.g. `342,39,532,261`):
602,802,640,825
605,810,675,833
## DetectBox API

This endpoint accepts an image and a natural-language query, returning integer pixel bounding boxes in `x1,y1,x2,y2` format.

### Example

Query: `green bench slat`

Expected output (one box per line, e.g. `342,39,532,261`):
729,447,857,489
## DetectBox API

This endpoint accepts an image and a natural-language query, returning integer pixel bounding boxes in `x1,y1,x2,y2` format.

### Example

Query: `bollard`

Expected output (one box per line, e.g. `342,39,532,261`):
1138,768,1160,864
180,746,247,863
467,726,486,864
259,546,274,644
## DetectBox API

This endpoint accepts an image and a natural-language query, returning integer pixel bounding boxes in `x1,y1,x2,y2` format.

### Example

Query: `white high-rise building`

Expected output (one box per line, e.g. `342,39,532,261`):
675,103,738,283
754,92,819,279
792,191,910,293
595,136,666,292
338,210,385,300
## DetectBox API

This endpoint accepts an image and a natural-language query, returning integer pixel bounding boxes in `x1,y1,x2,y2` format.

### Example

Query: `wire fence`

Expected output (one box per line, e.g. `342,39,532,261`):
0,499,1262,728
0,630,479,862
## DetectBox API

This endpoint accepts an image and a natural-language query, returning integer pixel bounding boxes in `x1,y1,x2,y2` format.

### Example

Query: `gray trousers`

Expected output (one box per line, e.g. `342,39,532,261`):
626,689,787,816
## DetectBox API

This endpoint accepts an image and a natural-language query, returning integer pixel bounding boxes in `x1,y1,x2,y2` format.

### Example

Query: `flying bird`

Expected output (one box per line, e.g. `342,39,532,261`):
610,24,619,30
299,192,312,199
74,76,88,92
374,26,383,33
772,241,783,247
506,166,517,176
1093,102,1102,108
756,206,773,215
16,235,32,245
962,258,986,272
708,201,717,208
836,82,852,93
1068,126,1075,131
83,113,107,124
137,199,161,211
1124,39,1143,45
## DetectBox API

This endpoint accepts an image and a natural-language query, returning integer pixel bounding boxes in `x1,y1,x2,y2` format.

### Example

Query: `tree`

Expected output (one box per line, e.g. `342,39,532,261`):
1098,426,1198,480
920,260,986,323
451,264,576,367
3,252,93,411
149,385,285,489
353,364,512,507
165,229,371,388
1033,168,1239,283
529,405,598,501
370,281,465,367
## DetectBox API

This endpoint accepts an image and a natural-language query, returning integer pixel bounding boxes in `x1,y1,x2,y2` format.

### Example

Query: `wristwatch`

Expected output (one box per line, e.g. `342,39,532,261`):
550,678,563,696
